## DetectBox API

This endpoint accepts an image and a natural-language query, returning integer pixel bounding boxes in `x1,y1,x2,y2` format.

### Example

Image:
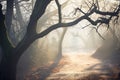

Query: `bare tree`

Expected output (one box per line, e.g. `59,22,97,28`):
0,0,120,80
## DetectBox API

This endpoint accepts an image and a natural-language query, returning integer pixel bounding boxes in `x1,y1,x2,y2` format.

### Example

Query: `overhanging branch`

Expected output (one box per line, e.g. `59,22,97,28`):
13,0,120,59
35,3,120,40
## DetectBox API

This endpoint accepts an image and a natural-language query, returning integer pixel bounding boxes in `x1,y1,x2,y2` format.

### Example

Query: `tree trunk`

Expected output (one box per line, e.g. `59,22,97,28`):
0,55,18,80
0,4,16,80
57,28,67,59
0,26,16,80
0,1,52,80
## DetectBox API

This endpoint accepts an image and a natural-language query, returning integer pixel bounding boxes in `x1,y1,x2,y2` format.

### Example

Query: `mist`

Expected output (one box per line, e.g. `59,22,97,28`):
0,0,120,80
16,0,120,79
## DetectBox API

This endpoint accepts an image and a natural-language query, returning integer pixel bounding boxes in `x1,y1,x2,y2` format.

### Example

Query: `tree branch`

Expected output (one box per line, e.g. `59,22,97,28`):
26,0,51,36
5,0,14,32
35,3,120,40
13,0,120,61
55,0,62,23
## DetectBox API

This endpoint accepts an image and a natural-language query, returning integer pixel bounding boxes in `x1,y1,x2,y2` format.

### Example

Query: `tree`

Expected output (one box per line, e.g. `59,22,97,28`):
0,0,120,80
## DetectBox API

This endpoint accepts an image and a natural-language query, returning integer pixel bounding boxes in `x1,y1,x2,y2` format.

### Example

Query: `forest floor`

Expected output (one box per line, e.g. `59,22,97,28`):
26,51,120,80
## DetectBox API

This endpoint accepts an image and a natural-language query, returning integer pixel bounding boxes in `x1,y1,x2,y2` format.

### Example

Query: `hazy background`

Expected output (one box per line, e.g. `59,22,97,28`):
1,0,120,79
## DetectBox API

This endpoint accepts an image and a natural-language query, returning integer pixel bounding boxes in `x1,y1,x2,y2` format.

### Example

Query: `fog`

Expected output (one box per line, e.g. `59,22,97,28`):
62,22,103,54
0,0,119,79
15,0,120,79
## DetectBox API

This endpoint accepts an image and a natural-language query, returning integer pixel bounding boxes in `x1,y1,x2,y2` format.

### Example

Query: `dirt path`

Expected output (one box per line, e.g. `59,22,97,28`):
25,52,120,80
46,53,120,80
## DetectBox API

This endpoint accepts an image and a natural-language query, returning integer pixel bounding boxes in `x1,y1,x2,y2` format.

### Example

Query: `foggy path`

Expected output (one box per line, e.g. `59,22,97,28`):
46,51,120,80
50,53,101,73
25,50,120,80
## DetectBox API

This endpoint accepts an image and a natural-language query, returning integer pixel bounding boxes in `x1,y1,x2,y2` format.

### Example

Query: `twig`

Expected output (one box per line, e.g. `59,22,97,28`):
82,24,91,29
92,27,105,40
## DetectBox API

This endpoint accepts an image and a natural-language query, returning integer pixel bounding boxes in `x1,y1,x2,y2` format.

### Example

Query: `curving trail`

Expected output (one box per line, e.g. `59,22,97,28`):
46,52,120,80
25,51,120,80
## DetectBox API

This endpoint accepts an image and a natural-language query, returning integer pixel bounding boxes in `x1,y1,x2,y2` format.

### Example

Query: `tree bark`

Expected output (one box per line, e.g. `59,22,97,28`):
0,55,18,80
0,4,16,80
